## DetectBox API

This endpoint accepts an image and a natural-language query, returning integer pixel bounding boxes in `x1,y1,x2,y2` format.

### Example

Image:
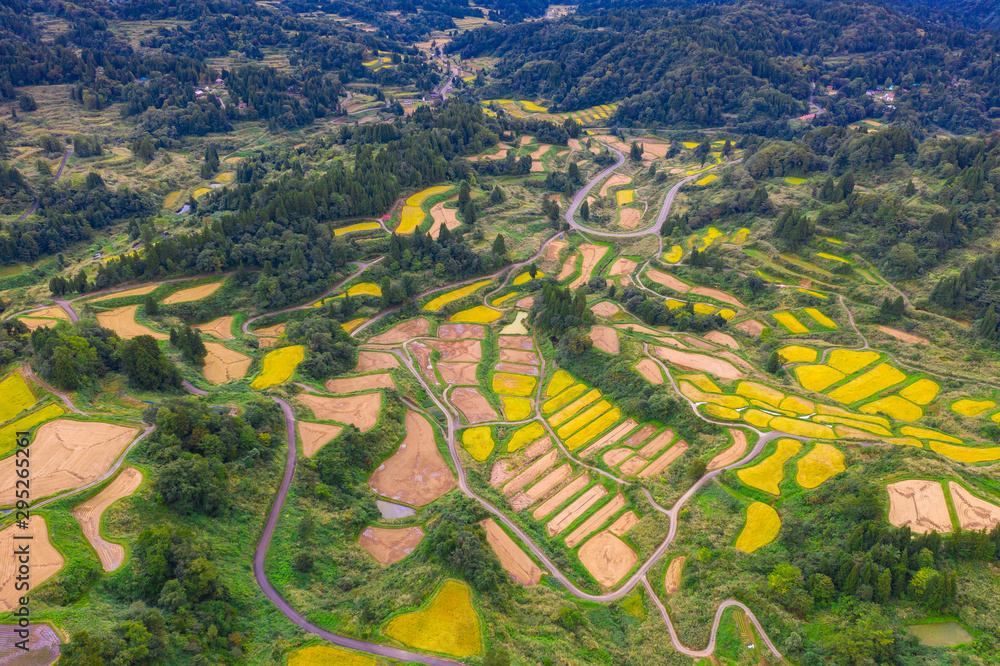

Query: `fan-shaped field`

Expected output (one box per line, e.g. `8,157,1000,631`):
369,410,454,506
250,345,304,389
384,580,482,658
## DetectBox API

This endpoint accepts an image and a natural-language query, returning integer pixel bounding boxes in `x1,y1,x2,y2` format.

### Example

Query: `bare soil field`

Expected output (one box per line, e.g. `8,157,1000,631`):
72,467,143,571
639,440,689,478
407,341,438,385
578,420,638,458
646,269,689,292
499,349,539,365
437,324,486,339
451,387,499,423
708,430,748,470
26,306,68,320
162,281,223,304
877,325,930,345
618,455,648,475
621,425,657,449
254,322,286,337
704,331,739,349
498,335,533,350
578,531,637,588
603,448,633,467
569,244,609,290
368,318,430,344
503,450,559,495
599,174,631,197
588,326,619,354
608,258,637,276
358,526,425,565
520,463,572,504
297,393,382,432
324,373,395,393
88,284,157,302
368,410,454,506
547,485,608,536
19,317,62,330
516,296,536,308
615,322,662,335
96,305,167,340
481,518,542,586
0,420,138,505
0,517,63,612
429,202,461,239
735,319,766,336
690,286,745,308
565,494,626,548
558,252,578,281
194,316,236,340
427,339,482,362
665,556,686,594
638,430,674,458
533,474,590,519
887,480,953,534
438,362,480,385
356,351,399,371
202,343,252,384
635,359,663,384
609,511,639,536
654,346,745,380
591,301,620,317
545,238,568,263
494,362,539,377
298,421,343,457
677,335,715,351
618,209,641,229
948,482,1000,531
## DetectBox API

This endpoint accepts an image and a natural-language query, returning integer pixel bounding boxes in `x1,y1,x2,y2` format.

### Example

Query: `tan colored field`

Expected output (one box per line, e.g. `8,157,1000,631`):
603,448,633,467
407,341,437,384
481,518,542,586
298,421,343,457
202,342,251,384
356,351,399,371
96,305,167,340
887,480,952,534
369,410,454,506
494,362,539,376
708,430,747,470
640,440,689,478
254,323,286,337
690,287,745,308
516,296,536,308
654,346,745,380
599,174,631,197
735,319,765,336
546,238,568,262
161,281,223,304
547,485,607,536
591,301,620,317
18,317,60,330
875,325,927,345
503,450,558,495
520,463,571,504
0,517,64,612
558,252,578,280
72,467,143,571
0,419,138,505
609,511,639,536
646,268,689,292
25,306,68,320
88,284,157,302
705,331,739,349
665,556,686,595
634,359,663,385
618,209,641,229
616,322,662,335
452,387,499,423
358,525,425,565
678,335,715,351
297,393,382,432
578,419,639,458
499,349,538,365
608,258,637,276
369,318,430,344
948,482,1000,532
429,202,461,239
193,316,235,340
578,531,637,588
438,324,486,339
589,326,619,354
638,430,675,458
565,494,626,548
534,474,590,519
569,244,609,289
427,339,482,362
324,373,395,393
498,335,533,350
438,362,479,385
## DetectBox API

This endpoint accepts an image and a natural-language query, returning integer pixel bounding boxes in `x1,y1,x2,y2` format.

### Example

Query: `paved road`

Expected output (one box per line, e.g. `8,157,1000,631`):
19,363,85,414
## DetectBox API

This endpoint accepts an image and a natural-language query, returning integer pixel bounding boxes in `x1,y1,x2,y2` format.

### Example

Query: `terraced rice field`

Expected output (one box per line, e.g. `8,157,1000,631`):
773,312,809,334
0,372,36,423
662,245,683,263
778,345,817,364
289,645,375,666
334,221,380,236
951,399,996,417
72,467,143,571
369,410,454,505
450,306,502,323
899,379,940,405
734,502,781,553
616,189,635,205
398,185,452,234
501,396,532,420
462,427,495,461
0,517,64,612
493,373,537,397
250,345,305,389
737,439,801,495
507,422,546,452
827,363,906,404
423,279,493,311
794,364,846,392
384,580,482,658
795,443,845,488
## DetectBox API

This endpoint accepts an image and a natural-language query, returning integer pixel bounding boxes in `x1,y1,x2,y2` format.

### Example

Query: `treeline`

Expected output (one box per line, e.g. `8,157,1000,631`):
929,248,1000,345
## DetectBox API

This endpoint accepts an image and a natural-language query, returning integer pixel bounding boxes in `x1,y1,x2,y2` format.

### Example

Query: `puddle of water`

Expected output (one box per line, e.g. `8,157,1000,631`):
905,622,973,647
376,500,416,519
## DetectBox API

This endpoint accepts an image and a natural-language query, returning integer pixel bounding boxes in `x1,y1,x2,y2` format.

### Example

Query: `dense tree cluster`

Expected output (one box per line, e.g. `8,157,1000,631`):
284,315,358,379
30,321,122,390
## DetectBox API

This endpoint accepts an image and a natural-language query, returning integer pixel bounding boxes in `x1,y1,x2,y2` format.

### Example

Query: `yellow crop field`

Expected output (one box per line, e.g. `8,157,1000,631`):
347,282,381,297
804,308,838,329
928,441,1000,463
251,345,305,389
543,384,588,414
703,403,740,420
736,382,784,407
334,222,380,236
513,270,544,285
827,363,907,404
858,396,922,421
163,190,181,210
816,252,851,264
665,298,685,309
899,426,961,443
193,187,212,199
773,312,808,334
398,186,452,234
546,370,576,398
564,408,621,450
784,176,807,185
289,645,375,666
696,174,718,186
769,417,835,439
827,349,880,374
508,422,546,452
557,400,611,438
0,373,36,423
423,280,494,311
735,502,781,553
731,228,750,244
407,186,451,206
737,438,802,494
794,365,846,392
679,374,720,393
743,409,773,428
680,382,747,408
779,396,814,415
797,288,828,299
492,373,537,397
898,378,940,405
520,100,548,112
616,190,635,205
450,306,502,324
796,443,845,488
213,172,234,184
683,142,700,149
491,292,519,306
693,303,715,315
547,389,601,425
951,399,997,417
701,227,724,248
462,427,495,461
814,415,891,436
718,309,737,320
663,246,683,263
342,318,366,332
501,396,532,421
778,346,817,364
0,404,64,457
384,580,482,658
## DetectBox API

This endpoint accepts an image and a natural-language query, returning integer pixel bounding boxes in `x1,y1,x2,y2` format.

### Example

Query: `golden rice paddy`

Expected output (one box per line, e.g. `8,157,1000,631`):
398,185,452,234
826,363,907,404
736,381,783,407
543,383,588,414
827,349,879,374
778,345,817,364
737,438,802,495
794,365,846,392
423,279,493,311
449,306,503,323
928,441,1000,463
513,270,544,285
951,399,997,417
731,228,750,244
804,308,837,328
735,502,781,553
858,396,922,421
250,345,305,389
334,221,380,236
492,373,537,397
557,400,611,438
693,303,715,315
288,645,374,666
0,404,64,457
898,378,940,405
798,288,828,299
784,177,807,185
501,396,533,420
508,422,546,452
616,190,635,205
462,427,495,462
679,374,721,393
773,312,808,334
662,246,683,263
769,417,835,439
0,373,36,423
796,443,845,488
899,426,960,443
546,370,576,397
696,174,718,186
564,408,621,450
703,403,740,420
816,252,850,264
384,580,482,658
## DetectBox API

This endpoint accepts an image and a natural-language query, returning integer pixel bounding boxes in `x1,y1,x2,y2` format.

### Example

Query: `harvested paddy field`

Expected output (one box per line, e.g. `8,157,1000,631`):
297,421,343,457
498,335,533,350
452,387,499,423
72,467,143,571
494,362,538,376
369,410,454,506
499,349,538,364
646,268,689,292
297,392,382,431
25,306,68,321
253,322,286,337
368,318,430,343
161,281,223,304
429,202,460,239
398,185,451,234
202,342,251,384
547,485,608,536
0,404,65,456
653,346,745,380
569,244,609,289
948,482,1000,531
324,373,395,393
735,502,781,553
427,339,482,362
0,517,63,612
599,174,631,197
578,531,637,588
356,351,400,371
438,362,480,385
565,494,627,547
708,430,747,470
96,305,167,340
358,525,425,565
589,325,619,354
558,252,578,280
618,209,641,229
877,325,930,345
665,556,686,594
887,480,952,534
0,419,138,505
608,257,637,276
18,316,61,330
437,323,486,339
250,345,304,389
735,319,766,336
704,331,739,349
384,580,481,658
481,518,542,586
88,284,157,302
639,440,688,477
545,238,568,263
591,301,620,317
193,316,235,340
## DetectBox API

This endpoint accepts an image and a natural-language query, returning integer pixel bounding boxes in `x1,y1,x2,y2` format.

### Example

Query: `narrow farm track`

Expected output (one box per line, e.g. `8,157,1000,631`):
16,147,71,222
